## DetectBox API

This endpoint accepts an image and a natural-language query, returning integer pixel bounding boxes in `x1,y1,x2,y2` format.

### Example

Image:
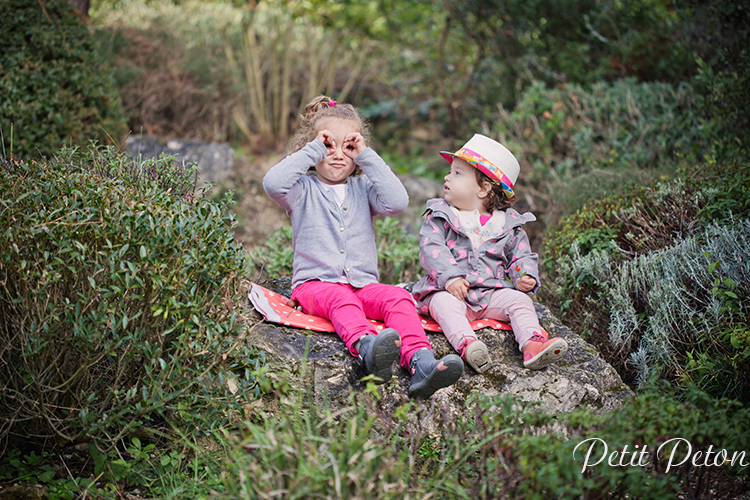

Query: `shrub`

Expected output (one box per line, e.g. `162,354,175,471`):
542,162,750,398
685,0,750,161
0,0,126,159
491,79,699,225
0,147,265,452
218,382,749,499
374,216,421,284
247,224,295,281
93,0,384,146
541,176,703,375
605,220,750,397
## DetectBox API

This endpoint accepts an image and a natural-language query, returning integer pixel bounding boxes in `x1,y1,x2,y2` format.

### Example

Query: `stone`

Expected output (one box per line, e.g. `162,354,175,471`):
0,484,45,500
393,173,443,234
244,278,633,432
124,135,234,189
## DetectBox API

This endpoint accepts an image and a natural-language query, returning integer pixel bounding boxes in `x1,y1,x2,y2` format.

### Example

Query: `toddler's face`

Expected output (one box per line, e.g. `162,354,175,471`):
444,158,487,212
315,119,358,185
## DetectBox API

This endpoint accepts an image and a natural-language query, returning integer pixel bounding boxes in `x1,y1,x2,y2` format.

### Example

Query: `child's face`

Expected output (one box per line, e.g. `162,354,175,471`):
444,158,489,212
314,119,358,185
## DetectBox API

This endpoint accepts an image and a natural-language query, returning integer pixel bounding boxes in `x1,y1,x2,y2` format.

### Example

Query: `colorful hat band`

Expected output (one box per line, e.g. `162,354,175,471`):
455,147,515,199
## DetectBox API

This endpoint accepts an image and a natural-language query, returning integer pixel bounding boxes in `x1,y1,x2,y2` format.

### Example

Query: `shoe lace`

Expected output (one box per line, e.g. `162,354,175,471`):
529,333,547,343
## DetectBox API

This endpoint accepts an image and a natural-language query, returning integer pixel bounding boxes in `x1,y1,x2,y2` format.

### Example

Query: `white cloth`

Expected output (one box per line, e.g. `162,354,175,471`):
448,206,506,250
329,183,347,207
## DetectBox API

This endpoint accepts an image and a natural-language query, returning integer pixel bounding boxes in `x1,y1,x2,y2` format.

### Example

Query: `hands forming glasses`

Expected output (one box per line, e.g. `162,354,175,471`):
316,129,365,159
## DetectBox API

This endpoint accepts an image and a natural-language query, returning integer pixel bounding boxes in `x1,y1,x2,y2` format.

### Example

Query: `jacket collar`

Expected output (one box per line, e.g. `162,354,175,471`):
423,198,535,235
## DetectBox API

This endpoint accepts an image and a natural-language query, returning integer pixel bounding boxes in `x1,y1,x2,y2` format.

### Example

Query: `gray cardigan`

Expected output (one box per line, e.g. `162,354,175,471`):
263,140,408,290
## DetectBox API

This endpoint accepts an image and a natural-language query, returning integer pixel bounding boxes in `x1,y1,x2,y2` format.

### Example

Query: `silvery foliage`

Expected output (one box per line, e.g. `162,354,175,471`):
562,219,750,387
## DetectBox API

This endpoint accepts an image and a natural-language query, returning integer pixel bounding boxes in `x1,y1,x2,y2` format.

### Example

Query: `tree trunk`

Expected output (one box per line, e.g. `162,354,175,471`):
69,0,90,18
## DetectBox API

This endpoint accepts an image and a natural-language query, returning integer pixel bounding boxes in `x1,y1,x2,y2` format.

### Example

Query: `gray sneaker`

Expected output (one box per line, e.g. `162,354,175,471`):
357,329,401,384
408,348,464,398
463,339,491,373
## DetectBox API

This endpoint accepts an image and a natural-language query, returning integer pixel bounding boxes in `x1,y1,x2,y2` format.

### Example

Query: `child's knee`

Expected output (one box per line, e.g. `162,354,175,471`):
430,291,466,313
509,290,534,311
380,284,415,305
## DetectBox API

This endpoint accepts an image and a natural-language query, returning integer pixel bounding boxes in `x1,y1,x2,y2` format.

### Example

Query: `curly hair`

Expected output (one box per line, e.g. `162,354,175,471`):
286,95,372,154
476,169,512,212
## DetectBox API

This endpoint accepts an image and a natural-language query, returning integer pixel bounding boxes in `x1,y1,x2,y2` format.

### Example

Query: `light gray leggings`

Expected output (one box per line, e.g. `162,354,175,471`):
428,288,542,354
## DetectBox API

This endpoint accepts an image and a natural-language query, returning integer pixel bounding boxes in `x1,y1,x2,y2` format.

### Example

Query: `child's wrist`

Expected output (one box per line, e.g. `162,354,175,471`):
445,276,463,287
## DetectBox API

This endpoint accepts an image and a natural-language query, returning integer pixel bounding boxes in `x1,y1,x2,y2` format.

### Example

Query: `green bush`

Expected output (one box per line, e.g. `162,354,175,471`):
686,0,750,161
540,176,703,356
0,0,126,159
588,220,750,398
221,390,414,499
492,79,698,223
542,163,750,398
374,216,421,284
247,225,295,282
0,147,264,452
248,216,421,285
217,382,749,499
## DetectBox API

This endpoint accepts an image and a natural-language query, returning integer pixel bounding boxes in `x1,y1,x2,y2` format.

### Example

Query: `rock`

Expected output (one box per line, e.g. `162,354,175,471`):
392,173,443,234
397,173,443,206
245,278,633,432
0,484,46,500
124,135,234,189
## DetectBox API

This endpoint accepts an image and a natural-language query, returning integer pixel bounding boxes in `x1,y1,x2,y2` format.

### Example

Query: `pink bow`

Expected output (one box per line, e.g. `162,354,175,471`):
328,101,337,107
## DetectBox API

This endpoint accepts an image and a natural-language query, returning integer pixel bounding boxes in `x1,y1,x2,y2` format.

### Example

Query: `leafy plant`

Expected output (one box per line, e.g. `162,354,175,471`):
217,381,749,499
492,78,697,224
551,220,750,399
374,216,421,284
247,224,295,281
0,0,126,159
685,0,750,161
541,161,750,396
0,146,267,453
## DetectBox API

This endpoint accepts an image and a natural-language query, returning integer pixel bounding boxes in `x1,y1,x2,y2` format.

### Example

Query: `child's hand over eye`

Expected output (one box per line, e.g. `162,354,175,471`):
343,132,365,159
317,129,336,153
447,277,470,301
515,275,537,292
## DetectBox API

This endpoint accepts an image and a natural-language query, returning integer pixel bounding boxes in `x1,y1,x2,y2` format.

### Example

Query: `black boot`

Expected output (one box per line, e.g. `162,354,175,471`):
357,329,401,384
408,348,464,398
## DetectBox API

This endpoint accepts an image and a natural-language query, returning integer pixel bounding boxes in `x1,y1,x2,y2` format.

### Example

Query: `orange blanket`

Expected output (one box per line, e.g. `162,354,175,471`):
246,282,513,334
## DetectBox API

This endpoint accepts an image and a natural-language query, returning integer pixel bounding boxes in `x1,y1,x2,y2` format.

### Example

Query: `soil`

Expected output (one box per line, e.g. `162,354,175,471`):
223,152,289,252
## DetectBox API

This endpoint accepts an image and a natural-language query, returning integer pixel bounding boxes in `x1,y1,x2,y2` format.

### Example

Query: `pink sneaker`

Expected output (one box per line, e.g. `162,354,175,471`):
462,339,491,373
523,334,568,370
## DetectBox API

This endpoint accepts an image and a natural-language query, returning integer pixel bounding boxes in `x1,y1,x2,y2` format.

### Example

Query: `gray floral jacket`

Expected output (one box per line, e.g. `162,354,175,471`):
412,198,540,313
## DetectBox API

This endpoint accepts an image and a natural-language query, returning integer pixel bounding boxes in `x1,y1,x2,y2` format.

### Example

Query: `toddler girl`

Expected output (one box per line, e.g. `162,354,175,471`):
263,95,463,398
412,134,568,372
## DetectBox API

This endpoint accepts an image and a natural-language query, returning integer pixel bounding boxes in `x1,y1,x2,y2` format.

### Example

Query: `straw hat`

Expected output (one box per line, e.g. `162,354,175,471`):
440,134,520,201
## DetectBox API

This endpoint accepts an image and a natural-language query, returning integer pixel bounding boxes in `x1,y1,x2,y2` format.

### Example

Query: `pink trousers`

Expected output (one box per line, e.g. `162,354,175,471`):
291,280,431,368
428,289,542,354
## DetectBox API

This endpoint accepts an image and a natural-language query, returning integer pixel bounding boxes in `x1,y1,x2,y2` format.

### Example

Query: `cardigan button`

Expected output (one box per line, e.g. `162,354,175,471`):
343,206,348,210
340,227,344,232
340,249,344,254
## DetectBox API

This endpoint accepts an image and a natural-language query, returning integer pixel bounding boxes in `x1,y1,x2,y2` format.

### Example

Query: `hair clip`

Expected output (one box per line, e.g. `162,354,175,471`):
328,101,337,107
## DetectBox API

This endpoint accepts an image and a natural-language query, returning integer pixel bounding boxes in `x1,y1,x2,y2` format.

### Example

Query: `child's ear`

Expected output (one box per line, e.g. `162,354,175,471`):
477,180,492,199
